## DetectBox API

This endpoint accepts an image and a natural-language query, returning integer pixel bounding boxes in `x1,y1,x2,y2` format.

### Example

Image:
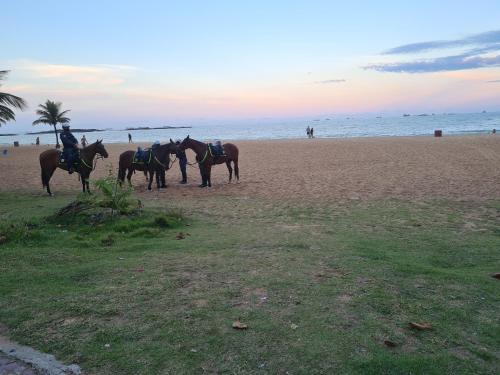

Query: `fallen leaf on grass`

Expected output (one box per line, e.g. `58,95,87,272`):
134,268,145,273
384,340,398,347
409,322,433,330
0,235,7,244
491,273,500,279
176,232,191,240
290,323,298,330
232,319,248,330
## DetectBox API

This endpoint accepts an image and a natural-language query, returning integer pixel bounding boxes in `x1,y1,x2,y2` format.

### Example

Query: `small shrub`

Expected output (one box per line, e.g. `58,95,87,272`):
154,215,171,228
101,234,115,246
93,174,140,215
0,221,33,244
129,228,161,237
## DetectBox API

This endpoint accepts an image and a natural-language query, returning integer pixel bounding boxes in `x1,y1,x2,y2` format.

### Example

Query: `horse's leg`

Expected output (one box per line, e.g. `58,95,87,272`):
81,174,86,193
163,169,167,188
198,164,207,187
86,175,91,193
226,160,233,183
147,169,153,190
155,168,161,189
234,159,239,181
43,166,57,196
206,164,212,187
118,165,126,184
127,168,134,186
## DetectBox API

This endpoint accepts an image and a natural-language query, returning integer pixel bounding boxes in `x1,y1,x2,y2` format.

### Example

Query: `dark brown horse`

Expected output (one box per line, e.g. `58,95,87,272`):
39,140,109,196
118,140,177,190
178,135,239,187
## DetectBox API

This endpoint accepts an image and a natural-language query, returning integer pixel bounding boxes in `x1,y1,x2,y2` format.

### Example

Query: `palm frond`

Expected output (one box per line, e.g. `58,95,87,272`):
0,105,16,124
32,99,71,127
0,70,27,126
58,109,71,117
0,92,27,110
32,118,51,125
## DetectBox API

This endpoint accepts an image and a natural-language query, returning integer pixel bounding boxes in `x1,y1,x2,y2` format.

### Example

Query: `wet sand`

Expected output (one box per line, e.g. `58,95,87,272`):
1,136,499,201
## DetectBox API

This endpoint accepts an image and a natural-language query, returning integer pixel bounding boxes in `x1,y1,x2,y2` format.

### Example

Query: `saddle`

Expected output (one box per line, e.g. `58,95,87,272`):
59,149,80,167
133,148,152,164
208,143,225,157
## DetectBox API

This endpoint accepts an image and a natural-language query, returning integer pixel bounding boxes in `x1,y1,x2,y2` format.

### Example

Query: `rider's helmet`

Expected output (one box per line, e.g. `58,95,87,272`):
62,124,70,130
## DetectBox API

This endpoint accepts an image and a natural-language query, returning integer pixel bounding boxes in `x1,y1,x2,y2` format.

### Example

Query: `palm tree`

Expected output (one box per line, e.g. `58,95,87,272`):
0,70,27,126
32,100,71,148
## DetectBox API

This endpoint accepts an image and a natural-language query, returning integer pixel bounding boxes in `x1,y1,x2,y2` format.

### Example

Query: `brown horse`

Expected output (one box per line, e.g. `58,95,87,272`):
39,140,109,196
178,135,239,187
118,140,177,190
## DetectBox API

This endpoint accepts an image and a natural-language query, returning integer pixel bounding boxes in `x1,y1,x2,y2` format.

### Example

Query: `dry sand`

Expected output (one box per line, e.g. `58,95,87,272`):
0,136,499,201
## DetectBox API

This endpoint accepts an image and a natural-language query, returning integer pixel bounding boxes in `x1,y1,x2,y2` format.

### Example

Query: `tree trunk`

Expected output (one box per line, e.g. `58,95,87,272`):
53,124,60,149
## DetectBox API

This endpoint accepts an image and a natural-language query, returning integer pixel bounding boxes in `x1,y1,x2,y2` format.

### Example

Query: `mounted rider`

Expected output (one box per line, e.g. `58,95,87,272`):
60,124,79,174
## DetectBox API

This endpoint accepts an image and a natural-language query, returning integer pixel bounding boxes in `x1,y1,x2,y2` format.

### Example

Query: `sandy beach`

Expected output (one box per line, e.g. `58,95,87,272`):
1,136,499,201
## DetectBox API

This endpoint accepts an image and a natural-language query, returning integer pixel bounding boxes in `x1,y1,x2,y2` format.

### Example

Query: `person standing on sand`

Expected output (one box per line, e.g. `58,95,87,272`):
306,125,311,138
35,137,40,146
310,127,314,138
81,134,87,147
175,139,188,184
128,133,132,143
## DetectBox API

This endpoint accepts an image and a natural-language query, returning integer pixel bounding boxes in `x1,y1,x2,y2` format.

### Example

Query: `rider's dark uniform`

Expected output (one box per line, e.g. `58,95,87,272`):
175,141,187,183
60,127,78,173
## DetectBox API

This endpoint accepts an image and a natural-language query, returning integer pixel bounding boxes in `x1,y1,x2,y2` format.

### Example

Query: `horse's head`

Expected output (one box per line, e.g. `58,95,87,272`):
178,135,190,151
95,139,109,158
169,138,178,154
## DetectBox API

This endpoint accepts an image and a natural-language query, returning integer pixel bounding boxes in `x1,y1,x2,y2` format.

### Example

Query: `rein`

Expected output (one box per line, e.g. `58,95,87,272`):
168,155,177,169
81,154,103,171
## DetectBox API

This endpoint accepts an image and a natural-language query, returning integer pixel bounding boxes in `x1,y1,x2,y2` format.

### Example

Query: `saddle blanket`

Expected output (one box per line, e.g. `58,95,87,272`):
208,143,225,157
133,148,152,164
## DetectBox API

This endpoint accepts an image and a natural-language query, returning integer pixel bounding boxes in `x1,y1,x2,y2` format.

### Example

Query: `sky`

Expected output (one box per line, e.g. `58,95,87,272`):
2,0,500,130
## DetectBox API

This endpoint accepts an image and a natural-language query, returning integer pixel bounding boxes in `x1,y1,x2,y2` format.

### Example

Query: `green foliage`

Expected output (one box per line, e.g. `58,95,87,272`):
0,221,35,244
32,100,70,127
32,99,71,146
0,70,27,126
84,169,141,215
1,193,499,375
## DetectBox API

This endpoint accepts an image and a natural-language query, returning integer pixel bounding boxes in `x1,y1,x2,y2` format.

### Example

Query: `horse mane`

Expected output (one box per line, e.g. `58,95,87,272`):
82,141,96,150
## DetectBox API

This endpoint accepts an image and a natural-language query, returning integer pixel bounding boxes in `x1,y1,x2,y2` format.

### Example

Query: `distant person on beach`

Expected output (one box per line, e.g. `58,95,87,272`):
60,124,79,174
306,125,311,138
35,137,40,146
310,127,314,138
81,134,87,147
493,129,497,134
128,133,132,143
175,139,188,184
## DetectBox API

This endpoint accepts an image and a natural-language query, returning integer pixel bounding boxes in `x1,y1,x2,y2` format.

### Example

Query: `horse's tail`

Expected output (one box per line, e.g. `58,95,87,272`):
118,158,126,182
41,169,46,187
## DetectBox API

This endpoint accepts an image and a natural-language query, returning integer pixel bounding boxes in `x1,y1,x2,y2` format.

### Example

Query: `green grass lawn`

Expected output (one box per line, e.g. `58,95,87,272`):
0,191,499,374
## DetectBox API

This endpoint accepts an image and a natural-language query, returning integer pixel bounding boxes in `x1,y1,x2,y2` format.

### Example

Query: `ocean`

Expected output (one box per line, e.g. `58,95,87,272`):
0,112,498,146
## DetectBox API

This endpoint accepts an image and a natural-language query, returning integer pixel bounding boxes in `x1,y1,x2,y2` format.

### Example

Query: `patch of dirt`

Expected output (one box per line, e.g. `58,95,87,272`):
233,287,268,309
336,294,353,303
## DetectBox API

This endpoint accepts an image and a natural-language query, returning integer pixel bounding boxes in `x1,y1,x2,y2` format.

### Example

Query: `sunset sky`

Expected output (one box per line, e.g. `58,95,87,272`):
2,0,500,130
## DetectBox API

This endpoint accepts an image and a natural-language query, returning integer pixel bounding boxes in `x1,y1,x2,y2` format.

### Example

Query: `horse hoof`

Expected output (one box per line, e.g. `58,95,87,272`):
199,184,207,188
